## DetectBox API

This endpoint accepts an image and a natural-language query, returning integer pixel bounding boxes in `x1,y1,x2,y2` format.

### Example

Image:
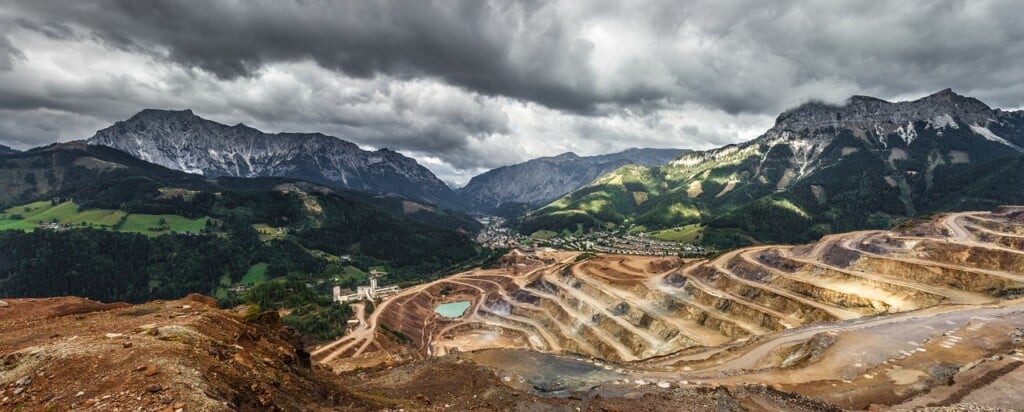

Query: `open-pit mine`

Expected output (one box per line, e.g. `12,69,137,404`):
313,207,1024,410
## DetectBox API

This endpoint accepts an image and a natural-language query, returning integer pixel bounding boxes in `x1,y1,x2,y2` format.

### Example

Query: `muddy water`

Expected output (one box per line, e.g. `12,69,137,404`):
463,349,625,394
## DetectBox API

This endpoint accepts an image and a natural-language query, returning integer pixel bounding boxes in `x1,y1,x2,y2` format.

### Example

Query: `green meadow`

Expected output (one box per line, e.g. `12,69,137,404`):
0,201,208,236
648,224,704,242
241,263,269,285
529,229,558,240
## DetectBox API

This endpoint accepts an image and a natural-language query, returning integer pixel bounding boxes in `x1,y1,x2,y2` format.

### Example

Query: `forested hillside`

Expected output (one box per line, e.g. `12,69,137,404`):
524,90,1024,248
0,143,487,304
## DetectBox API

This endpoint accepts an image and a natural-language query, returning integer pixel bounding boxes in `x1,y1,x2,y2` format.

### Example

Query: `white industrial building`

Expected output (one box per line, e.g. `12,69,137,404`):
333,270,401,303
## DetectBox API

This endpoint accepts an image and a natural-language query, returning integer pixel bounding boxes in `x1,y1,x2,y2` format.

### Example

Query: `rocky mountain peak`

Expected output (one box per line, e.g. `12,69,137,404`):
131,108,195,120
773,89,997,135
916,88,992,113
548,152,581,162
87,109,463,208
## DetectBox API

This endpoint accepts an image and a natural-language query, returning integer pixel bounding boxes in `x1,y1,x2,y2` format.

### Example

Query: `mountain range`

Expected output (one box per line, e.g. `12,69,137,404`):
6,88,1024,249
457,148,687,215
526,89,1024,247
84,109,685,212
0,144,16,154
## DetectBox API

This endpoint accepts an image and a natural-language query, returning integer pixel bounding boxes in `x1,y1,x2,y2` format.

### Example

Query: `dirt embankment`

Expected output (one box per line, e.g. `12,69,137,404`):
0,294,371,411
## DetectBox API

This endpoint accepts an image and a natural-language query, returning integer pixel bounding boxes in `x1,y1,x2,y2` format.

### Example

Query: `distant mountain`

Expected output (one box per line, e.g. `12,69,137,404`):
526,89,1024,247
586,148,691,166
458,148,687,214
0,144,16,155
0,141,479,233
86,109,463,209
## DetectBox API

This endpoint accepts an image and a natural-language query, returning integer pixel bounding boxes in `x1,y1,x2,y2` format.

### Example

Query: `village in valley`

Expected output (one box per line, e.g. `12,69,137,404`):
545,231,711,256
474,215,712,257
473,216,522,249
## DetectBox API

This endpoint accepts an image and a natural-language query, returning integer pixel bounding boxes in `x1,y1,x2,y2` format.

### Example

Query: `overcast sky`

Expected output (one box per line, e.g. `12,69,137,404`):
1,1,1023,186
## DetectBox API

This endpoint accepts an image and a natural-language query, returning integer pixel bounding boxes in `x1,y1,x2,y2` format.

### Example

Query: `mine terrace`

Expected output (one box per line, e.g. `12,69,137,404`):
314,207,1024,410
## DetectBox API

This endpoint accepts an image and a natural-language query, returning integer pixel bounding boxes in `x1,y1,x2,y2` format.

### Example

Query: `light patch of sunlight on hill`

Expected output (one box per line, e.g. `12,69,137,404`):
772,199,810,218
666,203,701,220
581,198,610,213
687,180,703,198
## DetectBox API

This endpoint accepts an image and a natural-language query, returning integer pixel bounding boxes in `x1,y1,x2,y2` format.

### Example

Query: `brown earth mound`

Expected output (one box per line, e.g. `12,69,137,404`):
0,296,370,411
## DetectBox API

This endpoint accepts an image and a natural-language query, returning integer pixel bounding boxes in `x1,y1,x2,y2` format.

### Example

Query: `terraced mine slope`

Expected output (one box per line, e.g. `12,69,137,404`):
316,207,1024,410
0,296,840,411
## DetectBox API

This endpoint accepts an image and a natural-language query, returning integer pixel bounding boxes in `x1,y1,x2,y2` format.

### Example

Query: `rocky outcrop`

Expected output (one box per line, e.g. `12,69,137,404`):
773,89,999,136
675,89,1024,170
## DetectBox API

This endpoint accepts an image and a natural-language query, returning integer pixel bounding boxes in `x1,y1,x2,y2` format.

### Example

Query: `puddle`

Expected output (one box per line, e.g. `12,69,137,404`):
434,300,471,318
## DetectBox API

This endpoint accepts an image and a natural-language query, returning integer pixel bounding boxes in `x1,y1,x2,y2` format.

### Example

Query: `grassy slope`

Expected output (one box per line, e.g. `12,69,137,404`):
649,224,704,242
0,200,207,236
253,223,288,241
0,201,125,231
530,229,558,240
241,263,269,285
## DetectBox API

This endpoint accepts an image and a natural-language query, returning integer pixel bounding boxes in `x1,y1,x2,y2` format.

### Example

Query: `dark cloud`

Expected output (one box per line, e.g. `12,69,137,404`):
1,0,1024,184
0,34,24,71
5,0,604,113
8,0,1024,115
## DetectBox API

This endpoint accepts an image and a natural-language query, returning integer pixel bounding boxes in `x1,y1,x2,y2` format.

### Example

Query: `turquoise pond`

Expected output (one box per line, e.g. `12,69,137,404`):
434,300,471,318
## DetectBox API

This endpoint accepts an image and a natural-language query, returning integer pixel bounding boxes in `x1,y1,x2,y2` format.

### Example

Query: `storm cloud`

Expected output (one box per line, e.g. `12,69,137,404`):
1,0,1023,185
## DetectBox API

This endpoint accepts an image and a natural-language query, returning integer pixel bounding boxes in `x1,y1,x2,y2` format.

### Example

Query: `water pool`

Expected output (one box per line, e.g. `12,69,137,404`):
434,300,471,318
